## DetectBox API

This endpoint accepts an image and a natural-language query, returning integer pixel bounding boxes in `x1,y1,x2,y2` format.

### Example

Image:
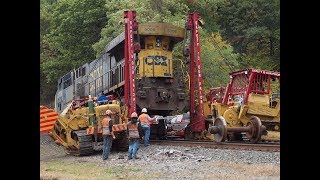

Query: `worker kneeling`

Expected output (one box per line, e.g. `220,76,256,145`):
126,112,142,160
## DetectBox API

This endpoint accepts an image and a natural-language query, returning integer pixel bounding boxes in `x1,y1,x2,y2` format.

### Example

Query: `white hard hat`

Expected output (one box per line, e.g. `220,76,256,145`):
141,108,147,113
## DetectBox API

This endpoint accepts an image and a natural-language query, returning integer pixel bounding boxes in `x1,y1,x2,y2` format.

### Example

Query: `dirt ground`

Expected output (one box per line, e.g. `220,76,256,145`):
40,134,280,180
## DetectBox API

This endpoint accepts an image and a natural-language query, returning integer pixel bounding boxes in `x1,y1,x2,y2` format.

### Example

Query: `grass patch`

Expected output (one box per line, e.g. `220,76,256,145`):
40,160,144,179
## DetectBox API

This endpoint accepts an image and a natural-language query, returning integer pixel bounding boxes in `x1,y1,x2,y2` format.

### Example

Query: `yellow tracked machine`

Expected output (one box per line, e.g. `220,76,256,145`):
40,96,129,156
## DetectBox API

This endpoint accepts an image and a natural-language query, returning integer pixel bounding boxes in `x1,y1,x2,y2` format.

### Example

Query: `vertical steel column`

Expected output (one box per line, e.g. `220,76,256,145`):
124,10,138,116
187,13,205,132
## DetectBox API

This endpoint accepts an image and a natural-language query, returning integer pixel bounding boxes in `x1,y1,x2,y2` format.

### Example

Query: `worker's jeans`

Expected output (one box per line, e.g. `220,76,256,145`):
102,135,113,160
142,125,150,146
128,139,140,160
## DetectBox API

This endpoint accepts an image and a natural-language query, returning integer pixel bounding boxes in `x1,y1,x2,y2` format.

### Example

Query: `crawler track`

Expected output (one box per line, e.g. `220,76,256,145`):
65,130,94,156
150,139,280,152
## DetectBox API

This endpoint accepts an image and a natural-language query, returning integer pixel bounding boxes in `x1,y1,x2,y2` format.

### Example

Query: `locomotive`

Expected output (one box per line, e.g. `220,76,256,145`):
55,22,188,116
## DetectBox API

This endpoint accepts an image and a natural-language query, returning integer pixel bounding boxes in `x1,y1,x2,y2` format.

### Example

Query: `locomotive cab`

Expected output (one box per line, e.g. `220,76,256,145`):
135,23,188,115
137,23,184,79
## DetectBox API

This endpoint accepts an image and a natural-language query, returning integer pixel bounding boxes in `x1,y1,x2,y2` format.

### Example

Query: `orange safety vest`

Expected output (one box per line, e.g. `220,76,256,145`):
139,114,150,126
102,118,111,135
127,122,140,139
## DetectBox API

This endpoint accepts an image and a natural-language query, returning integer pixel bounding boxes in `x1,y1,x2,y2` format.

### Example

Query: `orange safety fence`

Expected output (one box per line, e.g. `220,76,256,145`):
40,106,59,133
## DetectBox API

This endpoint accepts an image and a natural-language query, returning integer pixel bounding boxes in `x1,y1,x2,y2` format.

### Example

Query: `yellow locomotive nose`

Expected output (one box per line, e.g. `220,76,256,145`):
137,23,184,79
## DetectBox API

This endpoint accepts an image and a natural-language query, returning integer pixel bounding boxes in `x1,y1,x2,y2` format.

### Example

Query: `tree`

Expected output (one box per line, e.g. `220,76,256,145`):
201,31,239,90
216,0,280,71
41,0,56,106
40,0,107,105
93,0,189,57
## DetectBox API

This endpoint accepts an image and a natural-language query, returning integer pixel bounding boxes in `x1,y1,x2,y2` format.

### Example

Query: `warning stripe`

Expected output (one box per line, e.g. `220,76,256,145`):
40,114,59,121
40,123,56,129
40,106,47,110
40,121,57,127
86,124,127,135
40,126,54,133
40,112,58,117
40,116,59,122
40,113,59,118
112,124,127,131
40,106,59,133
40,109,55,115
87,127,94,135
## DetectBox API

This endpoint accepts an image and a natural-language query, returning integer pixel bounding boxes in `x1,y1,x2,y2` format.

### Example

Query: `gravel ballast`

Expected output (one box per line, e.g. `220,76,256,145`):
40,134,280,179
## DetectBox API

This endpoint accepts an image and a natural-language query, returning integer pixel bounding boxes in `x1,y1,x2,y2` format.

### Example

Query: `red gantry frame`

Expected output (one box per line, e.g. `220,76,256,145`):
222,68,280,106
124,11,140,117
207,87,226,104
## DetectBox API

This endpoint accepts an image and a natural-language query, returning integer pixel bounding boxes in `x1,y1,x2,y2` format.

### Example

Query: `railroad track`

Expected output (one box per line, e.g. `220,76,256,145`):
150,139,280,152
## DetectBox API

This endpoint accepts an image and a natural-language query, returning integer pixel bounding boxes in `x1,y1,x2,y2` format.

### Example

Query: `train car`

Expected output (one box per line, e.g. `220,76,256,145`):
55,22,188,116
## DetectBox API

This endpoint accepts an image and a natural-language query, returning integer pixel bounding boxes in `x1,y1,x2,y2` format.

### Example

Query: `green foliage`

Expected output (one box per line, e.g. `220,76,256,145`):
40,0,107,105
215,0,280,71
270,78,280,94
44,0,107,66
93,0,189,57
200,31,239,90
187,0,227,33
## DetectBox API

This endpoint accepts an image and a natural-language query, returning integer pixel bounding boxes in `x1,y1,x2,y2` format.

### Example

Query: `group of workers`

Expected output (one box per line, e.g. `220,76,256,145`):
101,107,155,160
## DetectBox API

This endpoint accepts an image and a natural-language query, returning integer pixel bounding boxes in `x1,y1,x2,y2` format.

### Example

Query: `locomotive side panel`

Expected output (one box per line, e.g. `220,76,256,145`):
88,58,102,97
81,63,89,98
55,72,75,113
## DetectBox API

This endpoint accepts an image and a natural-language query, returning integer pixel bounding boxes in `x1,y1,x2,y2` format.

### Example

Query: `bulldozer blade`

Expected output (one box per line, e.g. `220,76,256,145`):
40,106,59,133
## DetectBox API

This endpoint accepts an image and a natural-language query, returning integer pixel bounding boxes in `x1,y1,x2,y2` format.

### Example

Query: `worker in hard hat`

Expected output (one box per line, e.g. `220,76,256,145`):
126,112,142,160
137,108,155,147
102,109,116,160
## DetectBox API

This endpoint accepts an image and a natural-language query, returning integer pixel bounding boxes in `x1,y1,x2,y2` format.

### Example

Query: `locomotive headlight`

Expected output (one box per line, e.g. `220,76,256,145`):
156,36,161,47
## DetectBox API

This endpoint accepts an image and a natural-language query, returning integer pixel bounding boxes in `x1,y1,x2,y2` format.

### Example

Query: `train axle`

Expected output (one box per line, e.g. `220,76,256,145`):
208,116,267,143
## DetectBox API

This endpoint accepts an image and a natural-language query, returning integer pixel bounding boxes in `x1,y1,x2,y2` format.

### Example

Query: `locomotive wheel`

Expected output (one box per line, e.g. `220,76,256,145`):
246,116,262,143
213,116,227,142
